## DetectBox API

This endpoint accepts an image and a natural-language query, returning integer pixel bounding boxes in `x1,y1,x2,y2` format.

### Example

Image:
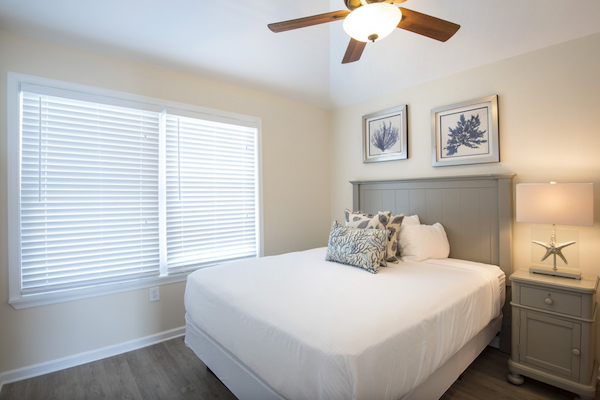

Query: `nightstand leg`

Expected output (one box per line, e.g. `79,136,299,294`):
507,372,524,385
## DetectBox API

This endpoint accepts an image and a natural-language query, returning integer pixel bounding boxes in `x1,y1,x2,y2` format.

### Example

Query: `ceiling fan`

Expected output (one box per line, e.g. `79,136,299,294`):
268,0,460,64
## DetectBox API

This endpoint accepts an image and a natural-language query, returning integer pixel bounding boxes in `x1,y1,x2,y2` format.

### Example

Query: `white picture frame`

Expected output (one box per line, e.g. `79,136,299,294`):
431,95,499,167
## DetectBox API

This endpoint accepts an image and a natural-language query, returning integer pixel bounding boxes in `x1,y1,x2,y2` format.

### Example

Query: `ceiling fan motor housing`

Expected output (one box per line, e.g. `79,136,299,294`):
344,0,394,11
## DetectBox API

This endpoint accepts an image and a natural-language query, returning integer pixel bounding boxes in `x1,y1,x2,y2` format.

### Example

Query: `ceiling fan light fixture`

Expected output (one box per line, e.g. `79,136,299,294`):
342,3,402,43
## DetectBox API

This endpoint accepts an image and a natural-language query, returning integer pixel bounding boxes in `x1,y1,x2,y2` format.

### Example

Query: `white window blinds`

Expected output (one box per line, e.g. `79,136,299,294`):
165,113,258,272
13,78,260,301
20,91,161,295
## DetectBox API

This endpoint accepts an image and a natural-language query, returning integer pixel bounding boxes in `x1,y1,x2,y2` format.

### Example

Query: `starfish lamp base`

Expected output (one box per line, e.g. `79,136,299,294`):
529,265,582,280
529,224,581,280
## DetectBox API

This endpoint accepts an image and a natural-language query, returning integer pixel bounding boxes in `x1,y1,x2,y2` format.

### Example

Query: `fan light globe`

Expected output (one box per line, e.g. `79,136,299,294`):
343,3,402,43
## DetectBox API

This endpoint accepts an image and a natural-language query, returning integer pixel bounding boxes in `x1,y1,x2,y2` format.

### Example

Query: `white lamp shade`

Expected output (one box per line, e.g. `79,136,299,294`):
343,3,402,43
516,183,594,226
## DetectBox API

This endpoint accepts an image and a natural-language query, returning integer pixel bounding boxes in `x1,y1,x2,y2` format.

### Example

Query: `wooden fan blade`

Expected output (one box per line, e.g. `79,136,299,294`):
268,10,350,33
342,38,366,64
397,8,460,42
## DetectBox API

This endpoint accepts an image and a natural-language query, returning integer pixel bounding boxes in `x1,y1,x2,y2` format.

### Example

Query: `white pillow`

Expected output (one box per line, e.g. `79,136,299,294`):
397,215,420,257
399,222,450,262
401,214,420,227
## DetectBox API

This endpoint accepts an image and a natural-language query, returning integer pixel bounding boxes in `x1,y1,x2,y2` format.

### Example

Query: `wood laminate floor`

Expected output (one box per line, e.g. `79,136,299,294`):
440,346,598,400
0,338,596,400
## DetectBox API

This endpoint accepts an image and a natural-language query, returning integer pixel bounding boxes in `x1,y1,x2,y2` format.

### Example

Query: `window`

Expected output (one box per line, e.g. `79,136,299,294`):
7,73,262,308
165,114,258,273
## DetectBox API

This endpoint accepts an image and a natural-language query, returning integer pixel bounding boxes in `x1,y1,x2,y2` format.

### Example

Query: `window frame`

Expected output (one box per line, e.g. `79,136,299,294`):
7,72,264,309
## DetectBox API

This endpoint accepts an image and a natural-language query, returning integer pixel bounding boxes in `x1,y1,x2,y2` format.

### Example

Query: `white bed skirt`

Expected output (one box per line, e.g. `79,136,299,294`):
185,313,503,400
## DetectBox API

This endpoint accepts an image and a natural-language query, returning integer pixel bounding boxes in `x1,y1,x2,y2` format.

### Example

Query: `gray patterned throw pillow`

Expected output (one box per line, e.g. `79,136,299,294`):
325,221,389,274
387,214,405,261
344,209,390,230
344,209,402,262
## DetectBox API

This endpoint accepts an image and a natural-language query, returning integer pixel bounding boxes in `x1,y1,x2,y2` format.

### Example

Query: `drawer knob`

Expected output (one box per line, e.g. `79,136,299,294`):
573,349,581,356
544,298,553,305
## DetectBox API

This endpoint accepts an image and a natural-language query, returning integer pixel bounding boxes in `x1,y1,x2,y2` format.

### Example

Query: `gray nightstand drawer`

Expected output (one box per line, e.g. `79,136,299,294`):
520,285,581,317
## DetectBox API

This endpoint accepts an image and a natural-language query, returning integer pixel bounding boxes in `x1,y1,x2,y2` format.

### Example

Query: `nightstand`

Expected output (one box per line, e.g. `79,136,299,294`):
507,270,599,399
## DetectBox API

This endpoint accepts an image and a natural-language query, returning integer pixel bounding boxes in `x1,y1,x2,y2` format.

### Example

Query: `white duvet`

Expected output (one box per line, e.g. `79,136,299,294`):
185,248,505,400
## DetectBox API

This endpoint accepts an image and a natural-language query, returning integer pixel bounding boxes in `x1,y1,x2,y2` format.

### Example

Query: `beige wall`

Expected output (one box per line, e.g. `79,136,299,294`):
0,29,331,375
330,32,600,358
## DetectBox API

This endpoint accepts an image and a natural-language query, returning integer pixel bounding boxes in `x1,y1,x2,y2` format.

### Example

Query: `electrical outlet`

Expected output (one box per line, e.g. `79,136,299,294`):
149,287,160,302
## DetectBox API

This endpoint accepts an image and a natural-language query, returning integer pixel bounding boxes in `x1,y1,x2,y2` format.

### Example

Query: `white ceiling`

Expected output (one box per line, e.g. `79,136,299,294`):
1,0,599,109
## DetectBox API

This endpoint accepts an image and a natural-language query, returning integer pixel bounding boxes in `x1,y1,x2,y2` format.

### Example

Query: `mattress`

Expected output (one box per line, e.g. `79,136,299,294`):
184,247,505,400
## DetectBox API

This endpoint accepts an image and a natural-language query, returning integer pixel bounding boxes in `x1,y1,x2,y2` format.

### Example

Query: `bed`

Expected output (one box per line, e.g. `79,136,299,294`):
184,174,515,399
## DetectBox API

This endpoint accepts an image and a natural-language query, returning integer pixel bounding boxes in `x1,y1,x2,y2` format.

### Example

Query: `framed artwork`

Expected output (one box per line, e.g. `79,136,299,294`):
363,105,408,163
431,95,499,167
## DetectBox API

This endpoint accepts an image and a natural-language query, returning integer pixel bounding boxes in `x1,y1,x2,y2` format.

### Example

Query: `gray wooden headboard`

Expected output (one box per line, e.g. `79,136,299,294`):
351,174,515,277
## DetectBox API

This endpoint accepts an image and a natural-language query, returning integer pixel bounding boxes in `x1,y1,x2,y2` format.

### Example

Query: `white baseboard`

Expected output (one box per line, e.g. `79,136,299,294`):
0,326,185,394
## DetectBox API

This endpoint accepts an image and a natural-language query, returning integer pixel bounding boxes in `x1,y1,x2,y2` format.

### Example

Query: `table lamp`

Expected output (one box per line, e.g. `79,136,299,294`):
516,182,594,280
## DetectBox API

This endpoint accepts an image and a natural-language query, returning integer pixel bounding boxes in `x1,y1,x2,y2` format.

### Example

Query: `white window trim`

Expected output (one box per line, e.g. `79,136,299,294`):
7,72,264,309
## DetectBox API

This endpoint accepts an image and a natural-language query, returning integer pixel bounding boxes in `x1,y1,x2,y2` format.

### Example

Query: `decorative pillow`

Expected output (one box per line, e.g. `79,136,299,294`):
344,209,390,229
325,221,389,273
344,209,393,263
399,222,450,262
386,214,404,262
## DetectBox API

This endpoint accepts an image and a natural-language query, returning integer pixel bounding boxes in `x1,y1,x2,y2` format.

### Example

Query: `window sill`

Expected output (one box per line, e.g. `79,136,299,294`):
9,272,194,310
